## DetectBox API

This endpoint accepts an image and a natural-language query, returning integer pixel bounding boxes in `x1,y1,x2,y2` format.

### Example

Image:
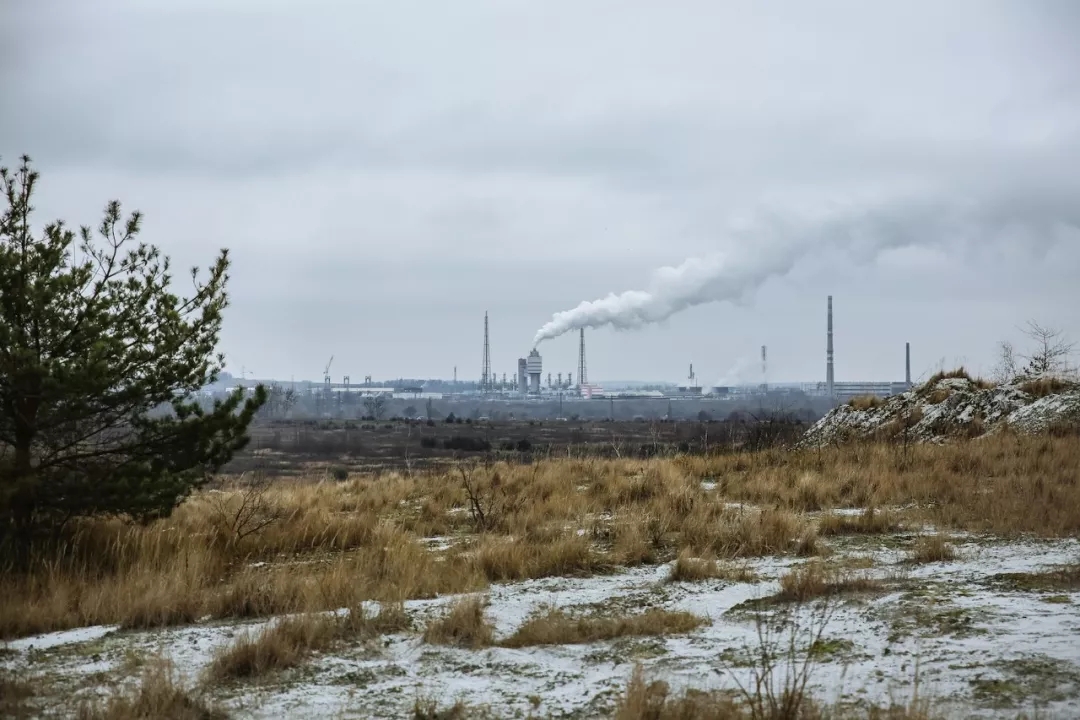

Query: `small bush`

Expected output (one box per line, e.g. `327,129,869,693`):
330,466,349,481
420,436,438,449
422,596,495,648
667,550,757,583
906,535,957,564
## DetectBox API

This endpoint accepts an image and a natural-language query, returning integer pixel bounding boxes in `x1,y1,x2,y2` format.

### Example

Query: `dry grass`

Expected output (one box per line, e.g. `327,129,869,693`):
1019,376,1076,398
206,614,341,682
78,657,226,719
501,607,705,648
615,665,744,719
906,535,957,564
3,434,1079,641
668,550,757,583
0,671,35,719
990,563,1080,592
422,595,495,648
206,602,409,683
615,665,942,720
848,395,885,411
774,562,882,604
818,508,902,536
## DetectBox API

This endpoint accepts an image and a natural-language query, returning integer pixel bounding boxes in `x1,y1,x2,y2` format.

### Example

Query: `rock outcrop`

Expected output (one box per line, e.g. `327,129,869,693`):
799,373,1080,447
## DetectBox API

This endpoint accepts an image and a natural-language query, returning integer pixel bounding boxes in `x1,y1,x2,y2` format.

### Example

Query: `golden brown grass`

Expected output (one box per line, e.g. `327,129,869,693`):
501,607,705,648
774,562,882,604
848,395,885,411
614,665,744,720
78,657,226,719
3,434,1079,640
206,602,410,683
818,508,902,537
668,550,757,583
1019,376,1076,398
206,614,341,682
906,535,957,564
422,596,495,648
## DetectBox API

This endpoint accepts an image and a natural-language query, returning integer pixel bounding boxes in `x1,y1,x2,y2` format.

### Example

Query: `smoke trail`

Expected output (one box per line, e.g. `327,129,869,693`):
531,190,1079,347
715,358,749,388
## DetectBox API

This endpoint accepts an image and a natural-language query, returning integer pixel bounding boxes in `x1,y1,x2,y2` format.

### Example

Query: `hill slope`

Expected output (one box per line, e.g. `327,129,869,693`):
800,373,1080,447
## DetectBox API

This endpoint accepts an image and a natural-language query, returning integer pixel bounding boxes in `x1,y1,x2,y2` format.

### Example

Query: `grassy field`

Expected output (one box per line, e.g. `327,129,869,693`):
230,416,806,475
3,431,1079,717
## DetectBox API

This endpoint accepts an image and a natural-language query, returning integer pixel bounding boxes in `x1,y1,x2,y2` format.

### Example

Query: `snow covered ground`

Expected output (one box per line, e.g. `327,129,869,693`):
5,535,1079,718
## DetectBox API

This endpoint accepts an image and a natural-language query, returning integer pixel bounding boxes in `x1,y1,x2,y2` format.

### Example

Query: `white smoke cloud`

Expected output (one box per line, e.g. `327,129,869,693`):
532,188,1080,347
714,358,749,388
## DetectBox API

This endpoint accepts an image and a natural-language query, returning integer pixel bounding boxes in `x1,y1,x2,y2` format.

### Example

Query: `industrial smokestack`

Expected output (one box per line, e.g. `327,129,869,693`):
906,342,911,387
826,296,834,397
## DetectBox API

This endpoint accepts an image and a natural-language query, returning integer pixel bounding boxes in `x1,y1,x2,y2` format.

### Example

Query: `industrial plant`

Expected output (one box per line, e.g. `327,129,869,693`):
219,296,912,418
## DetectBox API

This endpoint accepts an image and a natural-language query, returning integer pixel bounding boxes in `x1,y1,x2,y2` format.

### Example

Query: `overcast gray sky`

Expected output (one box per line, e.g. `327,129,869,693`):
3,0,1078,385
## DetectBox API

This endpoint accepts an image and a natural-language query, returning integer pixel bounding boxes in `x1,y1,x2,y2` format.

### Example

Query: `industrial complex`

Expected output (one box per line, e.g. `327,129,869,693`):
224,296,912,408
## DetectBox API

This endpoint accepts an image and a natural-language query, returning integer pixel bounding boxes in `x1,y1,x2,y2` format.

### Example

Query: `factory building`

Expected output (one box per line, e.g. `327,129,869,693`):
526,349,543,395
517,358,527,394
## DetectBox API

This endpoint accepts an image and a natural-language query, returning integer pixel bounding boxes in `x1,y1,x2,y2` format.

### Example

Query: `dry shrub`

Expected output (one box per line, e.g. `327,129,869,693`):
906,535,957,564
79,657,226,719
501,607,704,648
206,613,341,682
614,666,743,720
422,595,495,648
775,561,881,603
848,395,885,411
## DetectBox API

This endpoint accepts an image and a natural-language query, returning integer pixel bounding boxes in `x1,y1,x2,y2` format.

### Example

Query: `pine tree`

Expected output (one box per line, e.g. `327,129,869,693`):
0,156,266,534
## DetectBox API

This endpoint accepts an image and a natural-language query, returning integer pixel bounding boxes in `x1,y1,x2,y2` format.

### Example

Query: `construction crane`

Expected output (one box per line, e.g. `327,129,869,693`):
323,355,334,395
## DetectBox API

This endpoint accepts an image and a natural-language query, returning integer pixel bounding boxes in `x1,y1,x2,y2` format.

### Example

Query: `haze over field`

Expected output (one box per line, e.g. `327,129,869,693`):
3,1,1079,382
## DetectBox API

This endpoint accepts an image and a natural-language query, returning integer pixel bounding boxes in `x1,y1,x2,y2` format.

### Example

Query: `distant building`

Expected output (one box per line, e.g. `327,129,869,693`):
819,381,910,399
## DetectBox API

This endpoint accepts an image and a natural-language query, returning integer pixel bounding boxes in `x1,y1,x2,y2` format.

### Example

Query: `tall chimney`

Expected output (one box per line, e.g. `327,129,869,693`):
905,342,911,387
826,296,834,397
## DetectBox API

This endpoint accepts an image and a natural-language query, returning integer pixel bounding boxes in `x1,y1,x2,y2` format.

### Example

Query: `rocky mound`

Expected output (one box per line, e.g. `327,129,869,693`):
799,373,1080,447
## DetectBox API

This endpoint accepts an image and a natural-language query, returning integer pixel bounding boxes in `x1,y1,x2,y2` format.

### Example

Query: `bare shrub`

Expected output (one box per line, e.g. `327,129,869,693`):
207,471,283,547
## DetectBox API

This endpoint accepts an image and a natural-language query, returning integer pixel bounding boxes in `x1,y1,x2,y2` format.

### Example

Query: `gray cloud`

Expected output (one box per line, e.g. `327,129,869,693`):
2,0,1078,382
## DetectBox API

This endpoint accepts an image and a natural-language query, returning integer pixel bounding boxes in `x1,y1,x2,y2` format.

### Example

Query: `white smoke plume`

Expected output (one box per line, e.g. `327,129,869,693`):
532,188,1080,347
714,358,749,388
